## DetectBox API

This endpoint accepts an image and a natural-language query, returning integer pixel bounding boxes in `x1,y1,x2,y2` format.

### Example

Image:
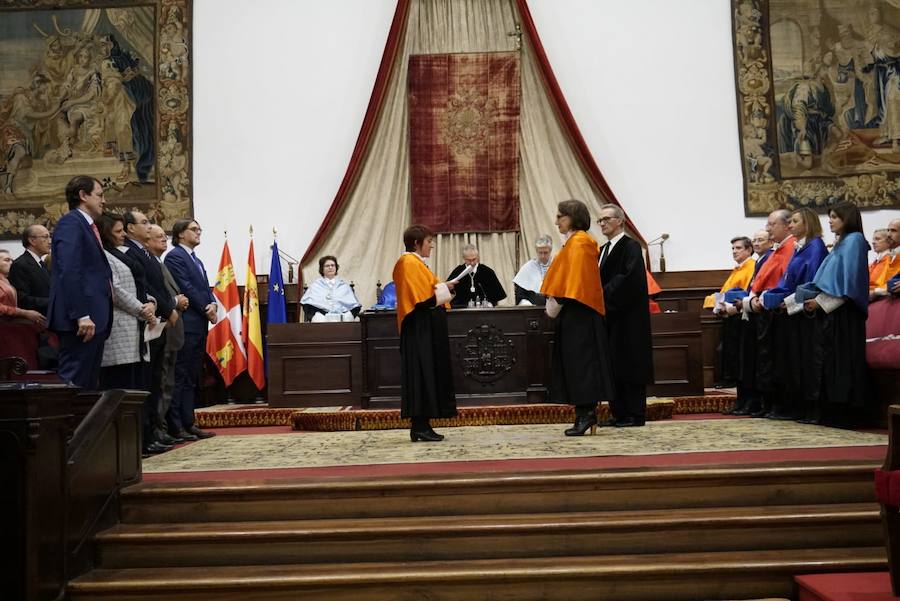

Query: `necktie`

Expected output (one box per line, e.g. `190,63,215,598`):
91,223,102,247
39,259,48,273
600,243,610,267
191,252,204,275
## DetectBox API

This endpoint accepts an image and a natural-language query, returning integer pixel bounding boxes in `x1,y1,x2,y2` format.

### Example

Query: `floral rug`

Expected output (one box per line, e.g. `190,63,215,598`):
143,418,885,473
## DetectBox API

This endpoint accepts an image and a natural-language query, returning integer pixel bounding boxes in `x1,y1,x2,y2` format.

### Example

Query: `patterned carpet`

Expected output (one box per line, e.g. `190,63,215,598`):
143,418,885,473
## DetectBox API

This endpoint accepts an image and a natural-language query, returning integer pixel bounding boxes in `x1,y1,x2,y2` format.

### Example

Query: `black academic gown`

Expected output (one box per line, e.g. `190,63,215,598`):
399,298,457,420
600,235,653,422
447,264,507,307
549,299,615,407
600,236,654,382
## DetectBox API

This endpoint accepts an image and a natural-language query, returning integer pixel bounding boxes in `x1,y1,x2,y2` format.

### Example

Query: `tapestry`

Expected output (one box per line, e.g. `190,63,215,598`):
732,0,900,215
408,51,520,233
0,0,192,237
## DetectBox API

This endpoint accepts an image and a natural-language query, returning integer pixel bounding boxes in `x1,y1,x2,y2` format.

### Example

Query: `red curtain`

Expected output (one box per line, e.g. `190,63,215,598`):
408,52,520,233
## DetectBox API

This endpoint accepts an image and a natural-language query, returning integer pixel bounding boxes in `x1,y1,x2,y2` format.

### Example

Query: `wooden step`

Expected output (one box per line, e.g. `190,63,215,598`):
68,547,888,601
120,462,878,523
96,503,881,568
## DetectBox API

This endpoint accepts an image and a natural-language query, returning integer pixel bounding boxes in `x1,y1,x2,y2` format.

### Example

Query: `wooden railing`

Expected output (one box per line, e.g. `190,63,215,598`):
0,381,144,601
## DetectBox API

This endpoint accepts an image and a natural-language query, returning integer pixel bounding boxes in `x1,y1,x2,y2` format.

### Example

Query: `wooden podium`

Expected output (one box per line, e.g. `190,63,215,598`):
267,308,703,408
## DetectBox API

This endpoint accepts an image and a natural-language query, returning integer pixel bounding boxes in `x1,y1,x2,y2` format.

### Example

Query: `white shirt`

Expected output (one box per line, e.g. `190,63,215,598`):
26,248,43,265
76,208,94,225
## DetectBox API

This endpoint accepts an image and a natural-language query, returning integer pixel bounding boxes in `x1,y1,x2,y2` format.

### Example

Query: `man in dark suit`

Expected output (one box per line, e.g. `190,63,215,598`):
597,203,654,427
9,224,52,314
47,175,113,389
148,224,187,442
164,219,218,441
123,210,181,452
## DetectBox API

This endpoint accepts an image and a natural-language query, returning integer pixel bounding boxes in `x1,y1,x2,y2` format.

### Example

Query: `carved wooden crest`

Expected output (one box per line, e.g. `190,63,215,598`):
456,324,515,384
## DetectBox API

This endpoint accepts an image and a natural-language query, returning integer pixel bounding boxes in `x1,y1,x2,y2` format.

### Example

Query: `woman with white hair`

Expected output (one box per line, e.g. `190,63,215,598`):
513,235,553,306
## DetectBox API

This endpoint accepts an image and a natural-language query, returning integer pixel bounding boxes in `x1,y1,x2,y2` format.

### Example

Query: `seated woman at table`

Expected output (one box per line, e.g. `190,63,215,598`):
300,255,361,322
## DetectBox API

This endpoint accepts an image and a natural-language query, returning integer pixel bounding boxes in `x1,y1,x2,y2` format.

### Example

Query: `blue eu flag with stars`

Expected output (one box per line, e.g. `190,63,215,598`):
267,241,287,324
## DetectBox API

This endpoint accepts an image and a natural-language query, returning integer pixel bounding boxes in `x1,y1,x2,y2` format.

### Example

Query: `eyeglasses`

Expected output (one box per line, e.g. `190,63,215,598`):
30,234,51,240
187,226,202,233
597,216,618,224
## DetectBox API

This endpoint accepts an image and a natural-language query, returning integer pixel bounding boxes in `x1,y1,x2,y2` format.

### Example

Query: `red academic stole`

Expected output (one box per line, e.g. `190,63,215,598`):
540,230,606,315
751,237,796,293
392,253,447,333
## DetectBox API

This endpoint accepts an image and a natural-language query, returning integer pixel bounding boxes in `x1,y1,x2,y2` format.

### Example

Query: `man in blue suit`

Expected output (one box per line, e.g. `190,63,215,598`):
47,175,113,389
164,219,218,441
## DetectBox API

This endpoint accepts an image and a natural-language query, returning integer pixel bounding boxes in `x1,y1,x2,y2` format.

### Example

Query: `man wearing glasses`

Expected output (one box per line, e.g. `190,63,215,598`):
596,204,654,427
9,224,52,314
164,219,218,442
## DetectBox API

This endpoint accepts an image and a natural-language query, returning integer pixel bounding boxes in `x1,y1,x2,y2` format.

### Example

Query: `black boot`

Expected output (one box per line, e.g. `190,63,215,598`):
410,417,444,442
565,406,598,437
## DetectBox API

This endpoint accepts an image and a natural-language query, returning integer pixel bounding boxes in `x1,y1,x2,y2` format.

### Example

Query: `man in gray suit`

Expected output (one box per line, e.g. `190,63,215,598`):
147,225,188,441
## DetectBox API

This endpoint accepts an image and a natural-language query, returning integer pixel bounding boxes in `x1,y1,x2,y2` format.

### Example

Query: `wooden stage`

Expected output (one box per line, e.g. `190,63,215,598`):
4,383,889,601
69,456,885,601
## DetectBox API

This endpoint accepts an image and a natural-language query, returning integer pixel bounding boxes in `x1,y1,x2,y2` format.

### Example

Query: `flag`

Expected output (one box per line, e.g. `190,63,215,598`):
243,239,265,390
267,241,287,324
206,241,247,386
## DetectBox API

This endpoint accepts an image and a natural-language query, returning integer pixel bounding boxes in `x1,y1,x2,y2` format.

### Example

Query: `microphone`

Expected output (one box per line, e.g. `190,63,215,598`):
646,233,669,273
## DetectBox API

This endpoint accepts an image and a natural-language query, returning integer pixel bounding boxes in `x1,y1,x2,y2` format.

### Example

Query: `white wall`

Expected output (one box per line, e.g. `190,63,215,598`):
3,0,898,276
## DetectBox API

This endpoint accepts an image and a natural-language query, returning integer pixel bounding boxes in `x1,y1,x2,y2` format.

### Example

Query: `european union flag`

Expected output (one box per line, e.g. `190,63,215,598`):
267,241,287,324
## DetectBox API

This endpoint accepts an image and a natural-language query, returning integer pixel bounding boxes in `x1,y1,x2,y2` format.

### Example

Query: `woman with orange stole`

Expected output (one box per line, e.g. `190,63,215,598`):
392,224,457,442
541,200,615,437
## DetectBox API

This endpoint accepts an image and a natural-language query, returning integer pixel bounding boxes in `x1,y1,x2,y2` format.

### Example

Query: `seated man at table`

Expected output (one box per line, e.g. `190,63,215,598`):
447,244,507,308
513,235,553,306
300,255,361,322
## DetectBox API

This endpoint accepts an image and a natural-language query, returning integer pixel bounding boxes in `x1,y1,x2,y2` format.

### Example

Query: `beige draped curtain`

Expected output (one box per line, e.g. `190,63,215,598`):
301,0,616,308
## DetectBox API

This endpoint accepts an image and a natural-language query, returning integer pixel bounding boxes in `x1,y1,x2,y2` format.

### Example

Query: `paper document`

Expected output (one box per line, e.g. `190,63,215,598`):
448,264,474,283
144,320,166,343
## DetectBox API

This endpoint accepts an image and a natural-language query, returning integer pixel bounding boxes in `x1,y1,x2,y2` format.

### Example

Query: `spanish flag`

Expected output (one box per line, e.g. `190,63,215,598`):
243,239,265,390
206,241,247,386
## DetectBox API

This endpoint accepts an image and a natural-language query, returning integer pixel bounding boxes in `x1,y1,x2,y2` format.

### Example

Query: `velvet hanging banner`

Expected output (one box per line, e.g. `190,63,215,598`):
408,51,520,233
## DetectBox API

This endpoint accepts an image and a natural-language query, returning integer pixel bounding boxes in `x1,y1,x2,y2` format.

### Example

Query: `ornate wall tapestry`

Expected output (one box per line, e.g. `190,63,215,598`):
408,51,520,233
0,0,191,237
733,0,900,215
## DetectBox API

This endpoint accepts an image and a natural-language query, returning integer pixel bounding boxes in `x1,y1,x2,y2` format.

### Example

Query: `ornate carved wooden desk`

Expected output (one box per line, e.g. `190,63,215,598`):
267,307,703,408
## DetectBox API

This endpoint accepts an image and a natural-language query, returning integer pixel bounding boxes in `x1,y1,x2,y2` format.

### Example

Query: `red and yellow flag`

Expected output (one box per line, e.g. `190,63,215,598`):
242,239,265,390
206,241,247,386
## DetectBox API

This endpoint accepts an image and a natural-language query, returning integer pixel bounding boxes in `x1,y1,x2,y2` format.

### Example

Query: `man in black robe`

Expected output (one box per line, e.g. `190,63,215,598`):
597,204,654,427
447,244,507,308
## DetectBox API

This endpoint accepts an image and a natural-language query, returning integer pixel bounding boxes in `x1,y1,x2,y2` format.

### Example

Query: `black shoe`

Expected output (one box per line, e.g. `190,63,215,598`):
188,425,216,439
730,408,752,416
765,412,793,420
142,441,172,455
157,432,179,445
410,429,444,442
613,417,644,427
174,429,198,442
749,409,768,418
565,414,598,436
